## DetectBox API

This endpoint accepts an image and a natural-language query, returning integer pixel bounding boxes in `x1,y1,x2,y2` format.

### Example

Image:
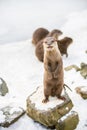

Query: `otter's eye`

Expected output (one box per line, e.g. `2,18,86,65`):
45,41,47,44
56,62,58,65
48,62,51,67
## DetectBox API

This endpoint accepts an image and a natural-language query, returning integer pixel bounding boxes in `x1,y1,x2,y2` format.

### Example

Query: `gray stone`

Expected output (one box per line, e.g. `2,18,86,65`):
0,78,8,96
56,111,79,130
0,105,25,127
26,86,73,128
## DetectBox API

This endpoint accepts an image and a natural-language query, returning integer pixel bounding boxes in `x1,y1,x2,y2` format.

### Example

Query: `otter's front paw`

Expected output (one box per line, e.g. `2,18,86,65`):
48,73,52,80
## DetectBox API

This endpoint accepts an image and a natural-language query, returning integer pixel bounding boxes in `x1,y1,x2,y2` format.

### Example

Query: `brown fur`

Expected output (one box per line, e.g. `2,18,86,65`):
35,39,44,62
32,28,49,45
42,37,65,103
35,29,63,62
58,37,73,57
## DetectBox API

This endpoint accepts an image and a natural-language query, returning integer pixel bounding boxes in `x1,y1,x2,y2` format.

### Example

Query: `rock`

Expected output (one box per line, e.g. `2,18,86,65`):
64,63,87,79
80,62,87,79
0,78,8,96
64,65,80,71
26,86,73,128
85,50,87,54
0,105,25,127
75,86,87,99
56,111,79,130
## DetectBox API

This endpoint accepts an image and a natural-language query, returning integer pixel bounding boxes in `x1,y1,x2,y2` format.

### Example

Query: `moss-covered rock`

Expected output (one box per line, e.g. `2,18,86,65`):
80,63,87,79
64,65,80,71
26,86,73,128
64,62,87,79
75,86,87,99
56,111,79,130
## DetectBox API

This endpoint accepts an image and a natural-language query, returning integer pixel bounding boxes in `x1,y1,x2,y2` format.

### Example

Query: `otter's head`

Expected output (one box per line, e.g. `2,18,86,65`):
47,29,63,40
63,37,73,44
43,37,58,52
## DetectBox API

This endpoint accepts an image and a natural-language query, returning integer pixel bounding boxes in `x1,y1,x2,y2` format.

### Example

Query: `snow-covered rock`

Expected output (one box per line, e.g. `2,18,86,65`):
75,86,87,99
26,86,73,128
0,78,8,96
0,105,25,127
56,111,79,130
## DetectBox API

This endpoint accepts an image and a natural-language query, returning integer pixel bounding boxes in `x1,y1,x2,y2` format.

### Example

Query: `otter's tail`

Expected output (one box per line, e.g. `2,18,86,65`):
63,84,72,92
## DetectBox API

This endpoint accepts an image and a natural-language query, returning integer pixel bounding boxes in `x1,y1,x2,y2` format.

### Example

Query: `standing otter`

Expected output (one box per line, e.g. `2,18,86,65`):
35,29,63,62
42,37,65,103
32,28,49,45
58,37,73,57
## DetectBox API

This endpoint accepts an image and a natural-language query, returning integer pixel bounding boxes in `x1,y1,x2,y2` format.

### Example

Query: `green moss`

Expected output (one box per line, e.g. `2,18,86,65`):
56,111,79,130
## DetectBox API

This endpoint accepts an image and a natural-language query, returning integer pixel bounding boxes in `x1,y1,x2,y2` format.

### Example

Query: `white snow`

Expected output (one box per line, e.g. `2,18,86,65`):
65,107,69,111
30,86,64,111
0,0,87,130
0,111,5,123
58,110,78,122
80,87,87,93
10,107,23,115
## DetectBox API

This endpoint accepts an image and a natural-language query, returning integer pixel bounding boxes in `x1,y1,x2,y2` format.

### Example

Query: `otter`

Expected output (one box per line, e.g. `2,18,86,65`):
35,29,63,62
35,39,44,62
32,27,49,45
42,36,65,103
58,37,73,57
47,29,63,39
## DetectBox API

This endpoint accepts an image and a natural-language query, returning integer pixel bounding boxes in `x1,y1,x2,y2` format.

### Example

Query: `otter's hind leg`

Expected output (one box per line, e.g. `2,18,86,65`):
57,95,66,101
56,86,66,101
42,95,49,103
42,87,51,103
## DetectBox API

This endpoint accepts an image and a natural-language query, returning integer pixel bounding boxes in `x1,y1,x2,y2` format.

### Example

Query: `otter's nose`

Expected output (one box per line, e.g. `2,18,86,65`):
47,41,52,45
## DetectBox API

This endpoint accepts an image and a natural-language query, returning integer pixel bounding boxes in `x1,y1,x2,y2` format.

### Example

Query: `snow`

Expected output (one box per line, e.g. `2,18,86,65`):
30,86,64,111
81,87,87,93
58,110,78,122
0,111,5,123
10,107,23,115
80,86,87,94
0,0,87,130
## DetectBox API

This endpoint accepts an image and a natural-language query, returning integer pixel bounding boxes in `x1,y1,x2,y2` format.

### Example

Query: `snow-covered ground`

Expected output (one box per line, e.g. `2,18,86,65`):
0,0,87,44
0,0,87,130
